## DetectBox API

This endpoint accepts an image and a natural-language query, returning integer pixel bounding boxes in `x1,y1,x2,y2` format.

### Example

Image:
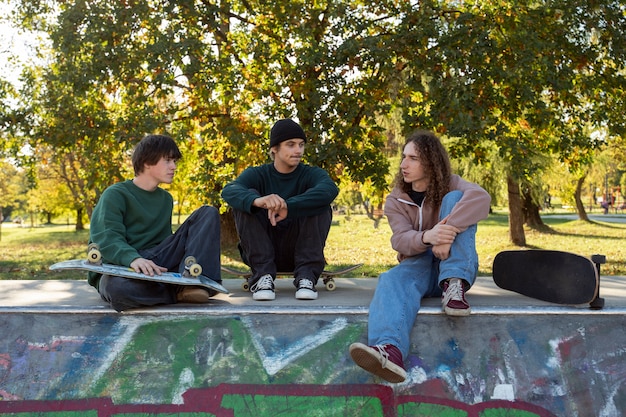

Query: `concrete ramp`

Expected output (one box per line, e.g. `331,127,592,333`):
0,277,625,417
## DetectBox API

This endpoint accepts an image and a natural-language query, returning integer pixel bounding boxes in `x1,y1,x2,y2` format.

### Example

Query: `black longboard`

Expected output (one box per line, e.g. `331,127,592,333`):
493,250,604,309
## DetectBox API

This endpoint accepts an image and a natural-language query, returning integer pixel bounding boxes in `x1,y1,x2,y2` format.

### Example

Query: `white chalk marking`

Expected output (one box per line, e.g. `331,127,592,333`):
243,317,348,376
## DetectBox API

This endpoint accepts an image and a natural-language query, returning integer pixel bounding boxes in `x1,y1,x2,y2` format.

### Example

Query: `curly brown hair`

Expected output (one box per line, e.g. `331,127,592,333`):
392,130,451,208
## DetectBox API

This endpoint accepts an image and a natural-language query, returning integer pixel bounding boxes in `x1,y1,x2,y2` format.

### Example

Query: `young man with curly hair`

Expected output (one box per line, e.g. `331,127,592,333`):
349,130,491,383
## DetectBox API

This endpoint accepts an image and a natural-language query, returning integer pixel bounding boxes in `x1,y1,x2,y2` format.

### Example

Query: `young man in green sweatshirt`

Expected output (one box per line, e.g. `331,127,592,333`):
88,134,222,311
221,119,339,301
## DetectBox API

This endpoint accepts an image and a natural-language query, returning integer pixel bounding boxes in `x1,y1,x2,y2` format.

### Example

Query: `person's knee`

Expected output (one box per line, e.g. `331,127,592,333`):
440,190,464,218
197,205,219,219
444,190,463,204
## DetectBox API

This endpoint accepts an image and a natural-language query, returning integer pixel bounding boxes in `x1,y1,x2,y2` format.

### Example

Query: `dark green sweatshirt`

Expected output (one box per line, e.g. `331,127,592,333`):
221,163,338,217
88,180,173,288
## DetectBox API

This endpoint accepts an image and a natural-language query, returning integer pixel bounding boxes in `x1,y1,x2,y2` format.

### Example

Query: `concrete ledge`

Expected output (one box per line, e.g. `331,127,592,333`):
0,276,624,313
1,276,625,416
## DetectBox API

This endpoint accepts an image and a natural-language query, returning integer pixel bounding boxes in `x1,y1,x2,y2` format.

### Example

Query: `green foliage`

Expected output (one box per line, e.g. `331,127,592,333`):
398,1,624,163
392,0,626,242
6,0,399,217
2,0,625,246
0,160,29,220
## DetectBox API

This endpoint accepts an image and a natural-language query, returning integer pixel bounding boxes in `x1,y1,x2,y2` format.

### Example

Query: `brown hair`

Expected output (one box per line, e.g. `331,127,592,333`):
132,134,182,175
392,130,451,208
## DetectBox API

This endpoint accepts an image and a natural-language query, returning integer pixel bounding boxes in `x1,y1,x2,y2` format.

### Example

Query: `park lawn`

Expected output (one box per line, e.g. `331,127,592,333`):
0,212,625,281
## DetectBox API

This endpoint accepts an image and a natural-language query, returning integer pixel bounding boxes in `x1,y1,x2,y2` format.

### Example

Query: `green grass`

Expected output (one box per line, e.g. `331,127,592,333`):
1,212,625,281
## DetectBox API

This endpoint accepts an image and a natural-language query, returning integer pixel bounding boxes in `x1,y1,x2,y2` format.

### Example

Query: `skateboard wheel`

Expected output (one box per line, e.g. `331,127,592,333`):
87,248,102,263
242,282,250,291
184,256,197,267
325,278,336,291
188,263,202,277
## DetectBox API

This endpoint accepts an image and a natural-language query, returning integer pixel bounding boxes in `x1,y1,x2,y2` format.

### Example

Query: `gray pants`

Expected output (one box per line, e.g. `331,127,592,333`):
98,205,221,311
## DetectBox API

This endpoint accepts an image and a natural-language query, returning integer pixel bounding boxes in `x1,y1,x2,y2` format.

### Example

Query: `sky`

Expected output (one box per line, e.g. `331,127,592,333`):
1,1,37,86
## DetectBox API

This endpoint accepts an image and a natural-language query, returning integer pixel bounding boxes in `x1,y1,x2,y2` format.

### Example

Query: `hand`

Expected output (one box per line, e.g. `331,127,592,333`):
432,243,452,260
268,207,288,226
253,194,288,226
422,216,460,247
130,257,168,276
254,194,286,211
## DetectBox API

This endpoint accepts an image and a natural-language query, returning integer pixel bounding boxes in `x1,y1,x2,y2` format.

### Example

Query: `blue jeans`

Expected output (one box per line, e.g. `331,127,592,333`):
98,205,221,311
367,191,478,358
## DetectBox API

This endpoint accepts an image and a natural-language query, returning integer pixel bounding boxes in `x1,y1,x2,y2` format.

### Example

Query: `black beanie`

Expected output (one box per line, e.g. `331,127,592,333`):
269,119,307,147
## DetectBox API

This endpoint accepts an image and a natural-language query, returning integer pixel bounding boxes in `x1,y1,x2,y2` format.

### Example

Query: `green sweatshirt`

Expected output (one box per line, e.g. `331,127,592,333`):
221,163,338,218
88,180,173,288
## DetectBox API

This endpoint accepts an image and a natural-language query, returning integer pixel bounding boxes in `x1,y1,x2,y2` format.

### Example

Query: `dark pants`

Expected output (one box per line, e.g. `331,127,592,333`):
98,205,221,311
232,207,332,287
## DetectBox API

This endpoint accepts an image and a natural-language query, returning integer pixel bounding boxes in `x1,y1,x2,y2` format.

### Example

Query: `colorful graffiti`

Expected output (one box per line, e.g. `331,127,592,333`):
0,384,558,416
0,313,624,416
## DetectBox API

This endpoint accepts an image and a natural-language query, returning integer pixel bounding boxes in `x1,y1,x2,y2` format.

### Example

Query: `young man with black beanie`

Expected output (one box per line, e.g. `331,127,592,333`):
222,118,339,301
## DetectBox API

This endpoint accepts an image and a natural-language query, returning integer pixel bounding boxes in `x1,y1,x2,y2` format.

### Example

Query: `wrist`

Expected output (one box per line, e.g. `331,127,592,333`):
421,231,430,245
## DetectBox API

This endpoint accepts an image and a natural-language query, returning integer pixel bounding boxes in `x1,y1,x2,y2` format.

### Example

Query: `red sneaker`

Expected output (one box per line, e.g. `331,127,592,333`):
349,342,406,383
442,278,471,316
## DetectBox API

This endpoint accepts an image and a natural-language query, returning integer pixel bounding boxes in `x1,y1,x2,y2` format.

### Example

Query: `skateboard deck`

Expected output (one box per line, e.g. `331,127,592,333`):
492,250,603,307
220,263,363,291
51,259,229,294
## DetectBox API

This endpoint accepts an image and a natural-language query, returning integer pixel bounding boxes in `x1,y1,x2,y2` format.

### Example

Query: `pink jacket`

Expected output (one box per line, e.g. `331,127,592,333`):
384,174,491,261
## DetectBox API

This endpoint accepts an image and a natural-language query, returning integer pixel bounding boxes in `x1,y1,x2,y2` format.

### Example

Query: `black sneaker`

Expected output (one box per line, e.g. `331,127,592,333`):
295,278,318,300
250,274,275,301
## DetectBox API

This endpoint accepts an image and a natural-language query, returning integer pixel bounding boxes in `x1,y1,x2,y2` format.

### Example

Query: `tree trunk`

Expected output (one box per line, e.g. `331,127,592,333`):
521,185,545,230
365,200,383,229
220,210,239,246
76,207,84,231
574,174,590,221
507,174,526,246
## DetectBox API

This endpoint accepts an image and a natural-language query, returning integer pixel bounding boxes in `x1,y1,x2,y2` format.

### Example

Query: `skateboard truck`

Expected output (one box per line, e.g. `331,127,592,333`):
589,254,606,310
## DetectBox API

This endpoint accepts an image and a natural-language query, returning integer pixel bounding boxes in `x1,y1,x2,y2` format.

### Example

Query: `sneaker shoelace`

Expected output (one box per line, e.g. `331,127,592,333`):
251,274,273,292
443,279,464,305
298,278,314,290
373,345,390,368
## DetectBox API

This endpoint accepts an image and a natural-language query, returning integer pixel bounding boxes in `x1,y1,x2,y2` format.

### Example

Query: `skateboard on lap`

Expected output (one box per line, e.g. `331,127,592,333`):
492,249,604,309
50,243,229,295
220,263,363,291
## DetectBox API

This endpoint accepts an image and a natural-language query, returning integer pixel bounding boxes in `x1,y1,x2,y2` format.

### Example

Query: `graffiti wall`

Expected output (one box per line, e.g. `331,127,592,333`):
0,312,624,416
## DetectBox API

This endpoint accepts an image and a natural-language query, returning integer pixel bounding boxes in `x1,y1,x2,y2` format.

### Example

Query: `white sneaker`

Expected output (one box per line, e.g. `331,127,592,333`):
295,278,318,300
250,274,275,301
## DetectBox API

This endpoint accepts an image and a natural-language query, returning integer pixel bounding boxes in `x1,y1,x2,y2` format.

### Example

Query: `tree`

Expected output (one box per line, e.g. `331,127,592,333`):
7,0,625,245
0,159,29,240
395,0,626,245
9,0,404,240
